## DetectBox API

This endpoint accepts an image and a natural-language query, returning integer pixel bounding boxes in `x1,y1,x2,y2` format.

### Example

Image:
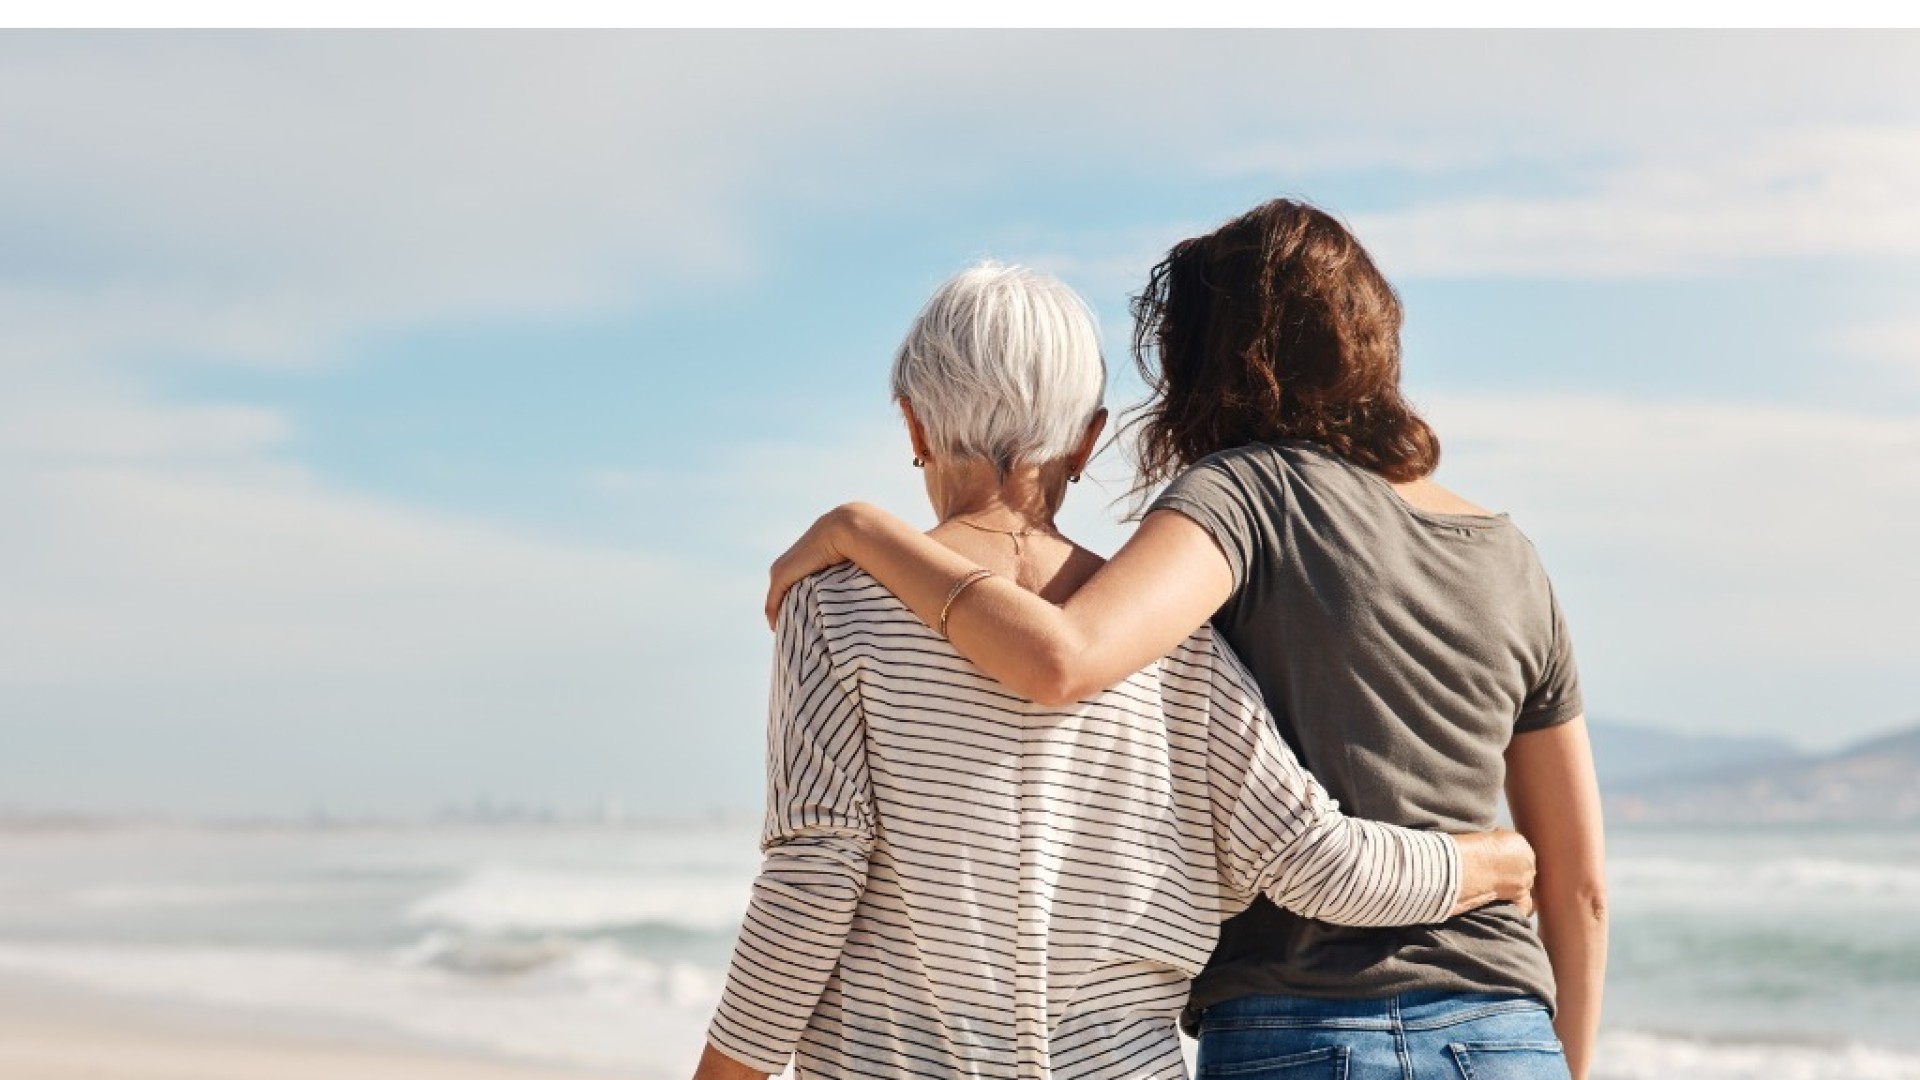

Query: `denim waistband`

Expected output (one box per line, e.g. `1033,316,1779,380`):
1197,991,1549,1034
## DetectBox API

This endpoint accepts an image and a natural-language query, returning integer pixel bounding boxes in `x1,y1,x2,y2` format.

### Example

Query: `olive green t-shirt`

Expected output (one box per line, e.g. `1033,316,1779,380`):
1151,440,1583,1017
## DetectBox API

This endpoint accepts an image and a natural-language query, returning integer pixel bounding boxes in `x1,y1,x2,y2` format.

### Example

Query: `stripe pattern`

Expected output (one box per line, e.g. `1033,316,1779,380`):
708,566,1459,1079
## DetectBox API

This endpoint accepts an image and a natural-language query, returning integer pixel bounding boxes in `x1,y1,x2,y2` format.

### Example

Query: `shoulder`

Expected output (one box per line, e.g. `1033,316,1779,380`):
1153,446,1263,514
772,568,911,703
779,564,926,658
1187,439,1338,475
1158,440,1337,504
1483,516,1557,582
1181,441,1284,481
808,563,896,607
775,564,895,626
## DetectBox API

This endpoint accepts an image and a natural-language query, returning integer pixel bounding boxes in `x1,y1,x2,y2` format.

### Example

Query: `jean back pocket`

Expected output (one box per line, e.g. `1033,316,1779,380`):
1447,1040,1571,1080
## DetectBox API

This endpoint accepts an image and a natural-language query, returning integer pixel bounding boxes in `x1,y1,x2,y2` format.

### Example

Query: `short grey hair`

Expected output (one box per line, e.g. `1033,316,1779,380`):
891,261,1106,473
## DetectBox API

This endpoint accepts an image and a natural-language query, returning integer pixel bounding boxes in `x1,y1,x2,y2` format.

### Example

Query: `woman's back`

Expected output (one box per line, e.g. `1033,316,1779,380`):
780,564,1215,1079
1153,439,1583,1014
707,559,1462,1080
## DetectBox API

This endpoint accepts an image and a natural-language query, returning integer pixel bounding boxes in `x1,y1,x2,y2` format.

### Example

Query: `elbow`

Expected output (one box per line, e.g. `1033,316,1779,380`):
1029,675,1083,709
1026,643,1098,707
1579,883,1609,925
1546,878,1609,928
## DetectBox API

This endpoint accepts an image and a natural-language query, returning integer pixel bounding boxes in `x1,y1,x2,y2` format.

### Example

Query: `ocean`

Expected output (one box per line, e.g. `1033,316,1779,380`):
0,820,1915,1079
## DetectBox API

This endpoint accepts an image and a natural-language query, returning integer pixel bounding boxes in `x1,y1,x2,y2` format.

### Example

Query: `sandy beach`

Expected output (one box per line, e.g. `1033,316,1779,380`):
0,980,639,1080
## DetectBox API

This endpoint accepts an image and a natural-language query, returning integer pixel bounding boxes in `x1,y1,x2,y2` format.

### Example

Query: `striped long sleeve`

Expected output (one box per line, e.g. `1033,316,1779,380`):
707,577,875,1075
704,568,1464,1080
1196,634,1461,926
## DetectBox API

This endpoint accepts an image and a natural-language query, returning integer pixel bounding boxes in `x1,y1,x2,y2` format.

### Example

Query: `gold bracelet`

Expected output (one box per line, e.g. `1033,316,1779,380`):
937,568,993,639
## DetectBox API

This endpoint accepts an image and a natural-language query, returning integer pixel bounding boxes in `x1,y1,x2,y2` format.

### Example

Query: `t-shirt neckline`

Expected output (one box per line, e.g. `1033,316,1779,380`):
1271,439,1512,530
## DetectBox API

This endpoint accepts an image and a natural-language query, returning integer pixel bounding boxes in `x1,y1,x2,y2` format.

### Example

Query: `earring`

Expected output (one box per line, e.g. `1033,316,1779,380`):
913,457,925,469
1069,473,1081,483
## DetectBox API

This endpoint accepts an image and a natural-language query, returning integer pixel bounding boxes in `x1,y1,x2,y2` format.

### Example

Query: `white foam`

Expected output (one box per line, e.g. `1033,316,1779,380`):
406,863,750,934
1597,1030,1920,1080
0,940,719,1077
1609,856,1920,902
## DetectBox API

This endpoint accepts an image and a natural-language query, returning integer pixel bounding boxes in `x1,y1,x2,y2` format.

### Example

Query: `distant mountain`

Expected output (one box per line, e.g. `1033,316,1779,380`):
1605,720,1920,825
1586,719,1801,795
1841,724,1920,761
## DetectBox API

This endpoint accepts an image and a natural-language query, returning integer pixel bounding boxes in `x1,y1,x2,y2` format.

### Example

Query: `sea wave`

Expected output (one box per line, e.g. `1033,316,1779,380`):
405,863,749,934
71,882,364,910
395,928,722,1005
4,939,1918,1080
1609,856,1920,900
1597,1029,1920,1080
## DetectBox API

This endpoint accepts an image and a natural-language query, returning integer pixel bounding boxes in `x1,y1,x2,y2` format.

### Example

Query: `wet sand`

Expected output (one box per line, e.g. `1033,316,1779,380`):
0,979,643,1080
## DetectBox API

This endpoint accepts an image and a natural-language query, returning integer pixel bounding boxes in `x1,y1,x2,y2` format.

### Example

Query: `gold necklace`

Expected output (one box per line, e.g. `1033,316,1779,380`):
947,516,1058,558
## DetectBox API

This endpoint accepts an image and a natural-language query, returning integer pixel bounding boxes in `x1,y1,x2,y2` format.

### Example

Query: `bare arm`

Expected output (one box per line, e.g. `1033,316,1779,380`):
768,502,1232,705
1505,716,1607,1080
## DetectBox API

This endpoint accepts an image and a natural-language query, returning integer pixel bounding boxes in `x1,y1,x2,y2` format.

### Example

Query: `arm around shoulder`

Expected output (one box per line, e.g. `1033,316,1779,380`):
763,501,1236,705
878,505,1237,705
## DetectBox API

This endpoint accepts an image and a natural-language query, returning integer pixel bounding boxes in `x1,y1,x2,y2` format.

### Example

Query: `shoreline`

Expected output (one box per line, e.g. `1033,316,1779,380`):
0,975,643,1080
8,968,1920,1080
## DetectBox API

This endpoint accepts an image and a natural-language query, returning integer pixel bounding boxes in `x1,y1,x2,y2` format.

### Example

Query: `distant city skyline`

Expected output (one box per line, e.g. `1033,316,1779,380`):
1,32,1916,816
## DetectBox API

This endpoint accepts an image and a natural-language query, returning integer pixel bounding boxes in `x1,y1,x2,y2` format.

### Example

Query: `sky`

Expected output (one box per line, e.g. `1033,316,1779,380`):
1,31,1916,818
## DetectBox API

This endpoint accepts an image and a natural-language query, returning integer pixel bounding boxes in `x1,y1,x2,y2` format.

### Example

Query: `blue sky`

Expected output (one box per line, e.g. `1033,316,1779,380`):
2,32,1916,817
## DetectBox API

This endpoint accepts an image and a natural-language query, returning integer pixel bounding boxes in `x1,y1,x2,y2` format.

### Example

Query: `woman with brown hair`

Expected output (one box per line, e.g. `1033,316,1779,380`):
766,200,1606,1080
695,261,1537,1080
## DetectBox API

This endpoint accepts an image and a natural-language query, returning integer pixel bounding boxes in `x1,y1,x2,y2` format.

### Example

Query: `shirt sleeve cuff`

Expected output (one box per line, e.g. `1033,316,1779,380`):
1515,694,1584,734
1428,831,1465,924
705,1016,789,1077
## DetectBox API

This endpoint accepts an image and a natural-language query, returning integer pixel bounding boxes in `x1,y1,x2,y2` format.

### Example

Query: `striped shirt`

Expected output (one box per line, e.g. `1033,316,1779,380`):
708,566,1460,1079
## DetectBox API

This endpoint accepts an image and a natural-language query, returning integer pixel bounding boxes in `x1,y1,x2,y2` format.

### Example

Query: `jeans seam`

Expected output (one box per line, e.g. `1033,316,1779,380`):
1196,1045,1351,1078
1400,1001,1548,1032
1200,1017,1397,1033
1390,994,1412,1080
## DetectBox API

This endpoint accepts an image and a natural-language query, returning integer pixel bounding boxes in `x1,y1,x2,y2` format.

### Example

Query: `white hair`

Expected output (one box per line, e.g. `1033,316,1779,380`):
891,261,1106,473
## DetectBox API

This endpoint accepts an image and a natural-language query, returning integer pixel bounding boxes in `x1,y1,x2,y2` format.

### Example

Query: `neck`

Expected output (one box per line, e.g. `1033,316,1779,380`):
926,459,1066,528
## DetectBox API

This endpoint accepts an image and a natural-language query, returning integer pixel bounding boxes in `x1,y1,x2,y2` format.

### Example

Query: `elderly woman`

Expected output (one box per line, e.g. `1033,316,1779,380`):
693,263,1534,1080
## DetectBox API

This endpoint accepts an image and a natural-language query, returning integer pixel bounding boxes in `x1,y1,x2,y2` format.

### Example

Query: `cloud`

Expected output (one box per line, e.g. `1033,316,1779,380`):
5,33,1919,374
0,37,787,370
0,345,695,687
1837,319,1920,388
1424,392,1919,742
1346,127,1920,278
0,437,693,688
0,399,289,464
0,362,768,815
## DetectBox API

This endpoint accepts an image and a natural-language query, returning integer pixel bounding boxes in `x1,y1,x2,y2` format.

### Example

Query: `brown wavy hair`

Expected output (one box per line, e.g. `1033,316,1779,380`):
1123,198,1439,500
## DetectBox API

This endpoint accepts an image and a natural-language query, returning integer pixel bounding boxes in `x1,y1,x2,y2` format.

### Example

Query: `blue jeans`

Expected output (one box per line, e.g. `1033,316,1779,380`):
1194,992,1571,1080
